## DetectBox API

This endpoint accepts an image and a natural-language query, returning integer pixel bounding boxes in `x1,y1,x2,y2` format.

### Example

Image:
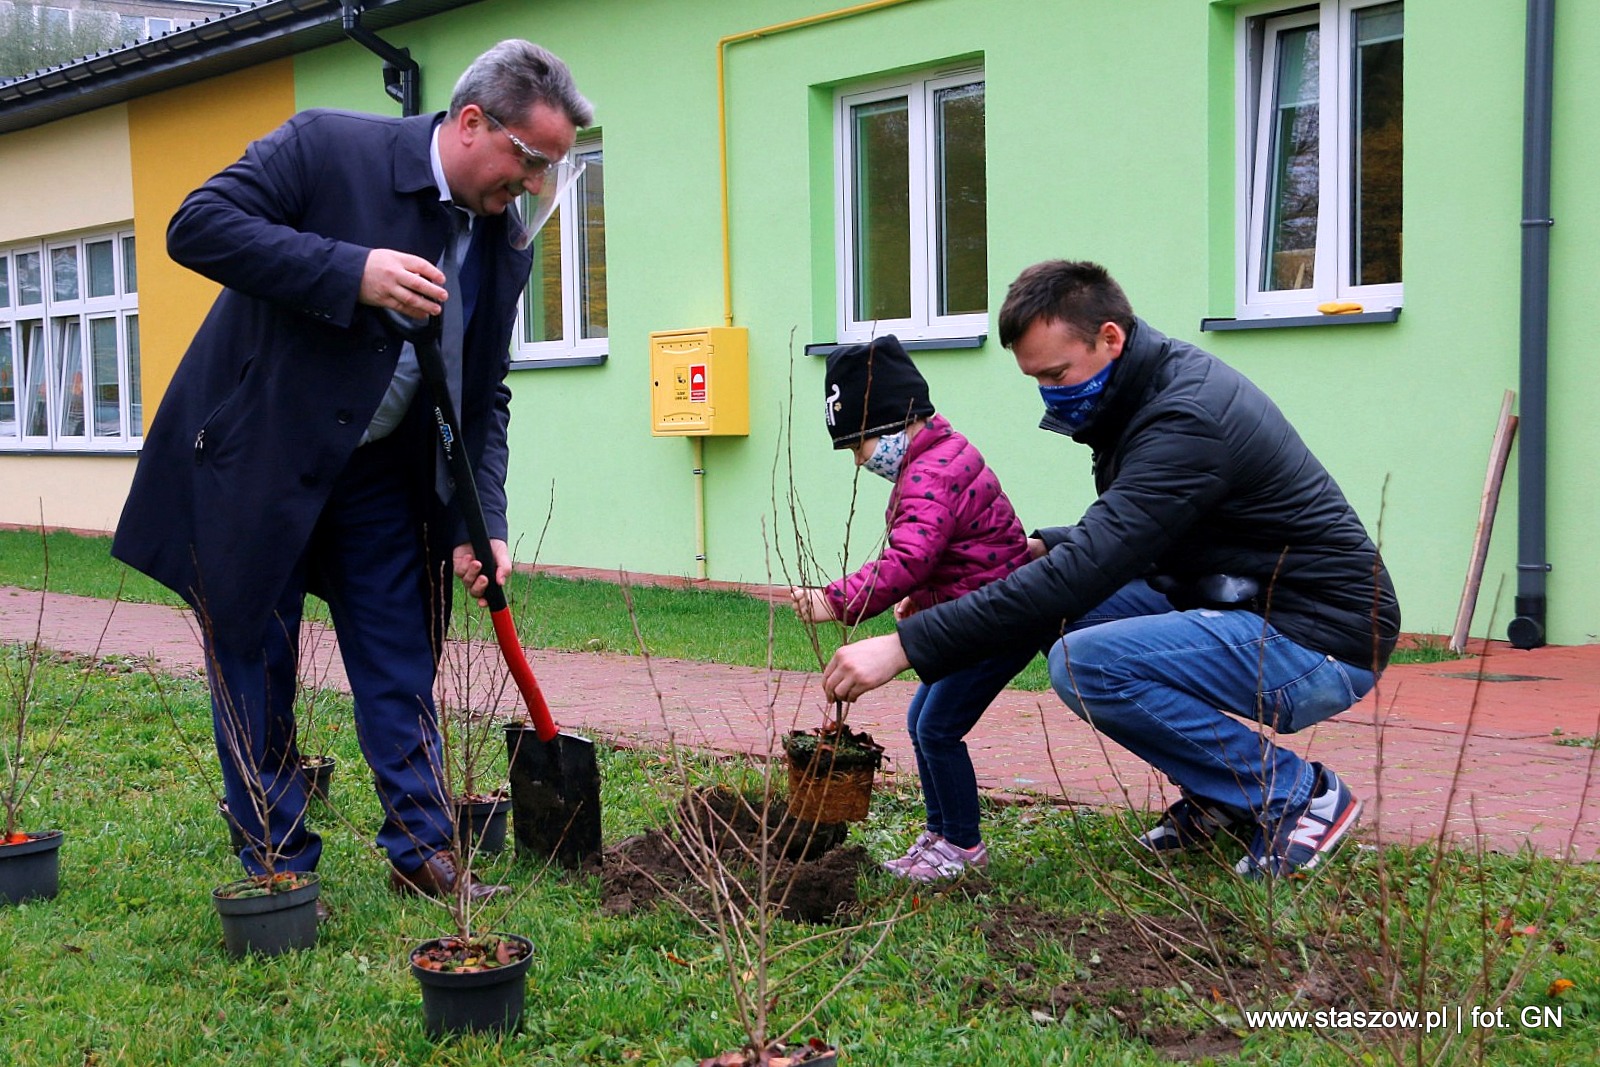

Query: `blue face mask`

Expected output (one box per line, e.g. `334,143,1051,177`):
862,430,910,481
1039,362,1116,433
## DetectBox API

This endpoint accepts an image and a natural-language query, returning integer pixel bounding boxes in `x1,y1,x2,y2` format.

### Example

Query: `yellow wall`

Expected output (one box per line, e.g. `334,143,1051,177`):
127,59,296,404
5,457,137,532
0,107,133,242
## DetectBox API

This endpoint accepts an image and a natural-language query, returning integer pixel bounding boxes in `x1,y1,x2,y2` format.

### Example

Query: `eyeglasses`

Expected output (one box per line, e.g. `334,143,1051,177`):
481,109,566,179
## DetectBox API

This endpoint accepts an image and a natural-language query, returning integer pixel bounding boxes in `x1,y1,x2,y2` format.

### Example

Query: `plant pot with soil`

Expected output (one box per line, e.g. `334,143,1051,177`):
4,580,101,906
409,931,535,1035
300,753,337,802
212,870,321,957
454,790,511,855
1,829,65,904
782,718,884,825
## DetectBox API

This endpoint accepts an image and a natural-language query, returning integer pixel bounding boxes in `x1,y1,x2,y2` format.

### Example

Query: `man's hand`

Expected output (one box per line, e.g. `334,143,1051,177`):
790,586,835,624
360,248,449,318
892,596,919,621
1027,536,1048,560
822,633,910,704
453,539,512,607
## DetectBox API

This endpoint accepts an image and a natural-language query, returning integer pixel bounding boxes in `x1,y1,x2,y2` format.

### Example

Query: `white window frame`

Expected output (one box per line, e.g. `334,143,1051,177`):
0,228,140,452
1236,0,1403,319
511,137,607,368
834,66,987,345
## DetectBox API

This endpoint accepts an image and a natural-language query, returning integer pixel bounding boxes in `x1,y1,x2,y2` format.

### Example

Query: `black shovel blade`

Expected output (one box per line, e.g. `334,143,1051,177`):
504,724,601,867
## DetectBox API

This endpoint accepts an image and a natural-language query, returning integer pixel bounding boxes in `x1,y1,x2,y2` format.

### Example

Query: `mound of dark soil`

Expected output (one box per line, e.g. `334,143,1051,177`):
599,787,870,925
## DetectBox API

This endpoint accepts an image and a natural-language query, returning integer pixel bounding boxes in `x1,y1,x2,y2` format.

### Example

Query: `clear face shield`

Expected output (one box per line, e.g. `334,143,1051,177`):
506,155,586,251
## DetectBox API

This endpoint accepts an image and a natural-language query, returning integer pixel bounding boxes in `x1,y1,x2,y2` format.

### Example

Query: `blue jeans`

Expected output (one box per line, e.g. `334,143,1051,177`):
1048,580,1375,819
906,639,1048,848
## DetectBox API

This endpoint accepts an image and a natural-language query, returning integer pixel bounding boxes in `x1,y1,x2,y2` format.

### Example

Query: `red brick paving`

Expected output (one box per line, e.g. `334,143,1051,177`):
5,584,1598,860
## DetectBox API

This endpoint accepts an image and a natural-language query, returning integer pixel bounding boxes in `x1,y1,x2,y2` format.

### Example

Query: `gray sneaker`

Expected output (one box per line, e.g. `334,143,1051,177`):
1137,794,1254,853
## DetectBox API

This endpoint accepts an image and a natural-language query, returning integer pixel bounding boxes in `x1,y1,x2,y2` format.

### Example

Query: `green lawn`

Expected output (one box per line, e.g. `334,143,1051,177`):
2,642,1595,1066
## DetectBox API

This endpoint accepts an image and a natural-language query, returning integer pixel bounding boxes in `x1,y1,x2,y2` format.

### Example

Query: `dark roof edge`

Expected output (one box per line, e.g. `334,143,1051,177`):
0,0,476,135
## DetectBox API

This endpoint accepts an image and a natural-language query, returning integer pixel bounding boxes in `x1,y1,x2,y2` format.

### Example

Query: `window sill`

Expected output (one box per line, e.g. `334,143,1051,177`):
1201,308,1401,332
509,353,608,370
805,335,986,357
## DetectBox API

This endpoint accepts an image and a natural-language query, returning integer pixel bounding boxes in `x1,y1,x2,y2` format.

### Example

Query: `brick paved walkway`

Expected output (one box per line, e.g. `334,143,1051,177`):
5,584,1598,859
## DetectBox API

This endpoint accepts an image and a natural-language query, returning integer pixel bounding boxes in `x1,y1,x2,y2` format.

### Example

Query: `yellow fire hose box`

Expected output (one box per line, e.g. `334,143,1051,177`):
649,327,749,436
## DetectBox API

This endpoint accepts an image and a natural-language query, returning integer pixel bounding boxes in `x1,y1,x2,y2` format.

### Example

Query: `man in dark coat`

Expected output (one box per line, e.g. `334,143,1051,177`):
823,260,1400,878
112,40,592,899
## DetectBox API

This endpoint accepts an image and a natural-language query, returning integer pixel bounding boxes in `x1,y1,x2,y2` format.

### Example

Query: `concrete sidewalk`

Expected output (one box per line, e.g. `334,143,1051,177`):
5,584,1599,859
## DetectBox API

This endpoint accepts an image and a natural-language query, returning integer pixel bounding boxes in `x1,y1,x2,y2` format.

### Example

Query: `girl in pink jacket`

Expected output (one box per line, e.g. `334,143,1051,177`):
792,336,1032,881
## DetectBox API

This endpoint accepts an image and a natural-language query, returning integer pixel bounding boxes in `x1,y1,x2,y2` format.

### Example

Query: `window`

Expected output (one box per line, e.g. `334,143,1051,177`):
1240,1,1402,317
0,230,141,451
835,67,987,344
512,138,606,366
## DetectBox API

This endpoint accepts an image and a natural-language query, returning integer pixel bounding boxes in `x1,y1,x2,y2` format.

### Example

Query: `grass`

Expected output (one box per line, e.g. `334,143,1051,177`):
0,528,1056,690
3,646,1598,1066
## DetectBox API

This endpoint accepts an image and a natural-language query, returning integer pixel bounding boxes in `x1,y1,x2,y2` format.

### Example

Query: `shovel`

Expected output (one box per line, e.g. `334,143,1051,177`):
397,313,602,866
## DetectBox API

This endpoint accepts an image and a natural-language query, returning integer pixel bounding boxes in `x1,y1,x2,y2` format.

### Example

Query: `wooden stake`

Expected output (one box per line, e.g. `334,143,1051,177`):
1450,390,1518,654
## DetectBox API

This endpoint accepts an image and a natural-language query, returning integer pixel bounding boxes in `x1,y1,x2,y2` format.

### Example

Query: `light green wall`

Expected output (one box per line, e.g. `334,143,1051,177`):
287,0,1598,644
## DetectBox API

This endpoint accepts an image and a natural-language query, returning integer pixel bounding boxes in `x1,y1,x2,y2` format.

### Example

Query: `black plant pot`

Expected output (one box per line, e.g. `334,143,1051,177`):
218,800,248,852
454,794,510,855
302,755,337,802
410,933,534,1036
0,830,63,904
212,873,321,957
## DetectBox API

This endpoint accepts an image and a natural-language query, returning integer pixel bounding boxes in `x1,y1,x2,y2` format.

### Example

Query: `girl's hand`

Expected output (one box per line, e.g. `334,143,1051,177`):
790,586,834,623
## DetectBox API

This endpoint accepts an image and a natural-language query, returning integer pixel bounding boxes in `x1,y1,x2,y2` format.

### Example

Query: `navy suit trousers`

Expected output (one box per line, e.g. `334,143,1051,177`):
205,414,452,875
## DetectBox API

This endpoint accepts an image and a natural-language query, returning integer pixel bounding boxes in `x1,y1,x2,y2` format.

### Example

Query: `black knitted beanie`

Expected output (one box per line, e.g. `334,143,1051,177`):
823,335,934,449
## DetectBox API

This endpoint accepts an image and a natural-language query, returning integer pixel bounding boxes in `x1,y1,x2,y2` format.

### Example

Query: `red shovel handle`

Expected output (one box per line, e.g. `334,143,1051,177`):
491,607,558,742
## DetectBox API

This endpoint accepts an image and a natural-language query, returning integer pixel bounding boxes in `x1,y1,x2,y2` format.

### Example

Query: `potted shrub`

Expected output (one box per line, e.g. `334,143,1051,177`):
154,630,325,958
1,544,108,906
293,618,341,804
2,641,70,905
206,702,324,958
782,713,884,825
404,594,533,1036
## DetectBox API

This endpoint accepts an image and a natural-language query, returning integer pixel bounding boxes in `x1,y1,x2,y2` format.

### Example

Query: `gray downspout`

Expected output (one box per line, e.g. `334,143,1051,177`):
340,0,420,117
1509,0,1555,649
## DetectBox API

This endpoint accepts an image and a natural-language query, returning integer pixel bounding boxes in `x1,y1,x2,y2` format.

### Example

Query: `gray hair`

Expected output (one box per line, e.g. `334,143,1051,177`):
449,40,594,128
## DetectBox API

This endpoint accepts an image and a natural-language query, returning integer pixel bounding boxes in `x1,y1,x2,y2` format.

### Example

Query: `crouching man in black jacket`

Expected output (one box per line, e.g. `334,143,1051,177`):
823,260,1400,878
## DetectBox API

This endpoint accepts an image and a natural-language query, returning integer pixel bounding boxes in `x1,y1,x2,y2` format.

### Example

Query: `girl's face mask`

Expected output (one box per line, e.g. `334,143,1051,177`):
860,430,910,481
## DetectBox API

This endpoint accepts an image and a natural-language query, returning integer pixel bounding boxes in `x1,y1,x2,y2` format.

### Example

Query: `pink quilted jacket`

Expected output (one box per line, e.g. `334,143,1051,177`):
824,415,1031,625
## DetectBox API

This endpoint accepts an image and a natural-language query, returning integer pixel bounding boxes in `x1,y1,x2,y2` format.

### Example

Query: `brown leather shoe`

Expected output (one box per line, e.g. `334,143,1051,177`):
388,849,510,902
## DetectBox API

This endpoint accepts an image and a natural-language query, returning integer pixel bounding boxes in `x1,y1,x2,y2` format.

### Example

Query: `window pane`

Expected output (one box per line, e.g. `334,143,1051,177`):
523,205,564,343
123,235,137,293
55,319,85,438
91,317,120,436
934,81,987,317
126,314,142,437
1263,26,1320,292
23,322,47,437
0,327,14,437
578,152,608,340
51,246,80,302
1353,2,1403,286
851,97,911,322
87,240,116,298
17,252,42,306
0,254,9,309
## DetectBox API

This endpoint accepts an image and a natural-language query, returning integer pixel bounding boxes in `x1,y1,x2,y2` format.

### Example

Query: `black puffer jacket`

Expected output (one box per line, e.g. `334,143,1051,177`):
898,319,1401,679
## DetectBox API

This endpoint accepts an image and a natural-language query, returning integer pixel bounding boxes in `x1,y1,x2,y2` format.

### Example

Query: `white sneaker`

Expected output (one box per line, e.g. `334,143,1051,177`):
882,831,942,874
897,838,988,883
